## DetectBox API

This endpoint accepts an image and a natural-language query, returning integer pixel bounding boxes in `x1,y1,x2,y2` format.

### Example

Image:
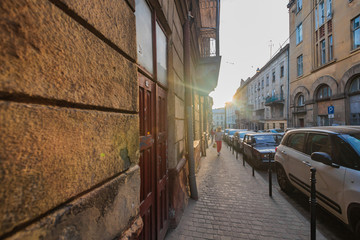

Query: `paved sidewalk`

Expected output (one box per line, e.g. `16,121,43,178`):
166,143,327,240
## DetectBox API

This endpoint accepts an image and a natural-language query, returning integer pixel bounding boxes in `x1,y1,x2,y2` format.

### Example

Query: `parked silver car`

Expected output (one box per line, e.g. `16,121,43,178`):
275,126,360,237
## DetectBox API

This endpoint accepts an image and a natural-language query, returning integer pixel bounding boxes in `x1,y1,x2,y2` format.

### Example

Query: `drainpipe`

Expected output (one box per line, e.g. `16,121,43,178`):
184,12,198,200
287,47,290,127
216,0,220,56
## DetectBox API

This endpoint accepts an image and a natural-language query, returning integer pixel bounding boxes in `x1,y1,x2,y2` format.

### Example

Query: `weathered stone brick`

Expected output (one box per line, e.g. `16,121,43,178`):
0,101,139,236
60,0,136,60
0,0,138,112
5,166,140,240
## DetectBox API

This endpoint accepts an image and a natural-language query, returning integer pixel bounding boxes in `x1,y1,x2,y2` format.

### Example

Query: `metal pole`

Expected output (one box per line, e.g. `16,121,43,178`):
310,167,317,240
252,166,254,177
232,140,234,155
268,155,272,197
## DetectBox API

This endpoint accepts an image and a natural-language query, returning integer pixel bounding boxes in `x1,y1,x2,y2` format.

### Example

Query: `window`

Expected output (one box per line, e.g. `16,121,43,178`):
286,133,306,152
266,75,269,86
297,55,303,76
350,76,360,93
296,23,303,45
315,6,318,29
273,123,276,129
328,35,333,61
135,0,153,74
333,135,360,169
320,40,326,65
297,0,302,12
306,134,331,155
327,0,332,19
352,15,360,50
319,1,325,26
297,94,305,106
317,84,332,100
280,66,284,78
261,79,264,89
156,23,167,86
272,71,276,82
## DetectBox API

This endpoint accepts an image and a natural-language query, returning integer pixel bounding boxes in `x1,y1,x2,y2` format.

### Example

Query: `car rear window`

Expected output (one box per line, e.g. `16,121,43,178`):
254,135,281,144
286,133,306,152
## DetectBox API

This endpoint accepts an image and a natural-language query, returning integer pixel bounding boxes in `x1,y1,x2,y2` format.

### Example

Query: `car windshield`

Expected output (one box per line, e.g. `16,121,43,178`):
254,135,281,145
341,133,360,154
239,132,248,138
229,130,238,135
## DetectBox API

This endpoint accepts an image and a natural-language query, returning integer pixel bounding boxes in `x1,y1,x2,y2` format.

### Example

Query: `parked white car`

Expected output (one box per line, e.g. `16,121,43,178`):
275,126,360,237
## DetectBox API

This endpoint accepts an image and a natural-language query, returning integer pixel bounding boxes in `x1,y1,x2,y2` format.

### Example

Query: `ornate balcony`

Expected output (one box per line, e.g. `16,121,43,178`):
195,0,221,95
293,105,307,114
265,94,285,106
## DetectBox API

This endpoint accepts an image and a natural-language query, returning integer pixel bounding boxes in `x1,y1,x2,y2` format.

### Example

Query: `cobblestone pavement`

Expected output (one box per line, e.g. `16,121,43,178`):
165,143,327,240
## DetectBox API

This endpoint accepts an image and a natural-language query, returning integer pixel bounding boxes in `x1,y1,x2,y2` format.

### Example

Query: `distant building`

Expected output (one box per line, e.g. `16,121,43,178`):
225,102,238,128
288,0,360,126
212,108,226,129
233,44,290,131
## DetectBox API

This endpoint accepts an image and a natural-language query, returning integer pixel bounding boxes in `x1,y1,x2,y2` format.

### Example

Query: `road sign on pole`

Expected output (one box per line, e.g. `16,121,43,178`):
328,106,334,114
328,106,334,119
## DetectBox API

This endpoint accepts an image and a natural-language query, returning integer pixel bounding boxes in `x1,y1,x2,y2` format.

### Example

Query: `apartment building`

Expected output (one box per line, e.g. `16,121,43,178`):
288,0,360,126
212,108,226,129
234,44,290,131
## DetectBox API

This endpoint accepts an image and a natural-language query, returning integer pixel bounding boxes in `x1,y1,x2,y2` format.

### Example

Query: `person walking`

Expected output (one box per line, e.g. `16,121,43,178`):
214,127,223,156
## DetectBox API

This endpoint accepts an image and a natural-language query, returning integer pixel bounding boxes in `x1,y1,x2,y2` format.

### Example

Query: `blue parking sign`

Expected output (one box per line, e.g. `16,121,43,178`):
328,106,334,114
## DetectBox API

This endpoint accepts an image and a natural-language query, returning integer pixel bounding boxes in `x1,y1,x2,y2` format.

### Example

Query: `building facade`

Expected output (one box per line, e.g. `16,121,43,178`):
225,102,238,128
288,0,360,127
212,107,226,129
234,44,290,131
0,0,220,239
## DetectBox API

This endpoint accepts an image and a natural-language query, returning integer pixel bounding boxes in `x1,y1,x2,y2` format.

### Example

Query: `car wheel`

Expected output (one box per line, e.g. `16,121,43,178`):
355,220,360,239
276,164,294,193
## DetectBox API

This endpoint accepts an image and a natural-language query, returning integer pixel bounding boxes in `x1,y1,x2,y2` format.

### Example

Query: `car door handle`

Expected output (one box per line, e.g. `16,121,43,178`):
281,150,287,155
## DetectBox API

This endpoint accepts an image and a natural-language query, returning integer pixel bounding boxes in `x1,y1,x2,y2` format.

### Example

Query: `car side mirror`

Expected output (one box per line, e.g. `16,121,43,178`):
311,152,339,168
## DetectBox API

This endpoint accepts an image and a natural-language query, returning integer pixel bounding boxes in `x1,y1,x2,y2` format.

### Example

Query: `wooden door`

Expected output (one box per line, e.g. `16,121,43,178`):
156,86,168,240
139,73,156,240
139,75,169,240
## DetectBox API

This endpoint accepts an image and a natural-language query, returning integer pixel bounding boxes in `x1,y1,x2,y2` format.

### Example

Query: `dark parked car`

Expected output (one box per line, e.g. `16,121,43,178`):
266,128,284,134
275,126,360,237
242,133,283,168
228,129,247,146
236,131,255,152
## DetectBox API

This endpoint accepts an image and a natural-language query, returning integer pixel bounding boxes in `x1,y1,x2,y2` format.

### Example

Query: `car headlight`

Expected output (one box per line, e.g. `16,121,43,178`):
261,153,270,159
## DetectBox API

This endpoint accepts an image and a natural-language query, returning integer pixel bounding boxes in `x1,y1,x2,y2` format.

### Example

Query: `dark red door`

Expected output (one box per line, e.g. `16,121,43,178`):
139,75,169,240
156,86,168,240
139,73,156,240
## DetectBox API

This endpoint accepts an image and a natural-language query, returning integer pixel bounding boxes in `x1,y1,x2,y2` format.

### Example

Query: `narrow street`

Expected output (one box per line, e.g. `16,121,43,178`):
166,142,336,240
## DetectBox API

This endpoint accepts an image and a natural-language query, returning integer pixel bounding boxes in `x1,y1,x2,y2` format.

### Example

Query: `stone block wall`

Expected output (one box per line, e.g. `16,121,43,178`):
0,0,140,239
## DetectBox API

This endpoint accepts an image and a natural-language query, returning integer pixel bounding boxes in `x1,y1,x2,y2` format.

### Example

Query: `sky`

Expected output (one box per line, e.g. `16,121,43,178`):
210,0,290,109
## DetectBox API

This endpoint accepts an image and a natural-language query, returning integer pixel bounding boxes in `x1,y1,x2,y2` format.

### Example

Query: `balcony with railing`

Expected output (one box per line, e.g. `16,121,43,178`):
265,94,285,106
293,105,307,114
196,0,221,95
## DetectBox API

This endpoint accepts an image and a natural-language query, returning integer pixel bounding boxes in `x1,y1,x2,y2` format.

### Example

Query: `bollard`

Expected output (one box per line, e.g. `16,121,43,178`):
252,165,254,177
268,154,272,197
243,156,245,166
232,141,234,155
310,167,317,240
236,145,238,159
